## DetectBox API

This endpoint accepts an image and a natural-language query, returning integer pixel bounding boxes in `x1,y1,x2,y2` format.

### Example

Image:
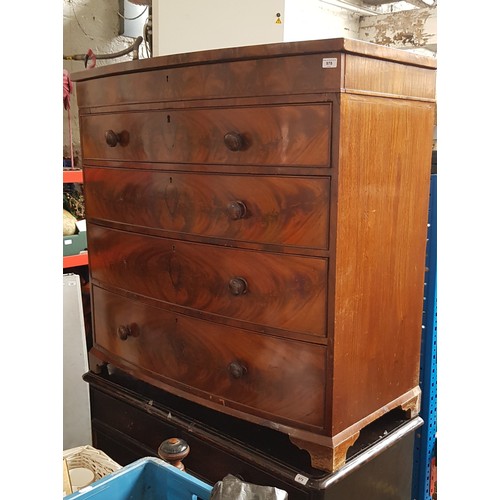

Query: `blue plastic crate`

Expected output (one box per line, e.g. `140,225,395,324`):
64,457,213,500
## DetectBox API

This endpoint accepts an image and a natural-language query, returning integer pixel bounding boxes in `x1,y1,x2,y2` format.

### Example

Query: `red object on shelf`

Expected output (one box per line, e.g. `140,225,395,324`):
63,169,89,269
64,169,84,183
63,252,88,269
430,456,437,498
63,169,86,269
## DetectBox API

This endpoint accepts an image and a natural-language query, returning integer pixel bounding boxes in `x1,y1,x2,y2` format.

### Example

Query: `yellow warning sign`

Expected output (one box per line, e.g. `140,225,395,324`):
276,18,282,24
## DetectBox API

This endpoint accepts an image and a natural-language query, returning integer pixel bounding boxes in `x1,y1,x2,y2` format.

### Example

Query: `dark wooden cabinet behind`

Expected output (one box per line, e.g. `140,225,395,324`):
72,37,436,473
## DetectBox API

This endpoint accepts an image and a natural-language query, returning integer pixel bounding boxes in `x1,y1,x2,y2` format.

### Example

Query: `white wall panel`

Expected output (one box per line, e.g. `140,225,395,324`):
63,274,92,450
152,0,285,56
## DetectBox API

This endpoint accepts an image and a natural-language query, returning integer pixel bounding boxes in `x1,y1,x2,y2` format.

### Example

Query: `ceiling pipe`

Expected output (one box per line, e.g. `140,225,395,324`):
362,0,403,4
318,0,379,16
363,0,436,7
404,0,437,8
359,0,437,8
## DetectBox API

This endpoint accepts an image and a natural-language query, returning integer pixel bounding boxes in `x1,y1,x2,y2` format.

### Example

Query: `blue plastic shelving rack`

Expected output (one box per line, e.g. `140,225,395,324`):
412,171,437,500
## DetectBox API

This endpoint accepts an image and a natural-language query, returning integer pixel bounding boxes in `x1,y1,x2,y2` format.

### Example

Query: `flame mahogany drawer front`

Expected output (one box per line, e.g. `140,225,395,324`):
73,38,437,473
75,52,342,107
88,224,327,338
84,168,330,250
80,104,331,167
92,286,327,431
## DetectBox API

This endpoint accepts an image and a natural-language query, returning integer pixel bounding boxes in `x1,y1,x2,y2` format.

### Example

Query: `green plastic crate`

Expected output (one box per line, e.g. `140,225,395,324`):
63,230,87,257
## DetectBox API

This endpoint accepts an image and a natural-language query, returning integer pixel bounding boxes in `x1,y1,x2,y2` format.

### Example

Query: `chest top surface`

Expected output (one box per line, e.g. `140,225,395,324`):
71,37,436,109
71,36,436,82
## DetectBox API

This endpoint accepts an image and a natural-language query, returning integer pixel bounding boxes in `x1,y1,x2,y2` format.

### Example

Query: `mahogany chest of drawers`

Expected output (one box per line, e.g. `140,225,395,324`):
72,37,436,473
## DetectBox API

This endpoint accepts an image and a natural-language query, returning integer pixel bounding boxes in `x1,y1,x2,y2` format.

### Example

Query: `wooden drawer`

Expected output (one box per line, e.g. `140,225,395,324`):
84,168,330,250
92,286,326,430
76,53,341,107
89,225,327,337
80,104,331,167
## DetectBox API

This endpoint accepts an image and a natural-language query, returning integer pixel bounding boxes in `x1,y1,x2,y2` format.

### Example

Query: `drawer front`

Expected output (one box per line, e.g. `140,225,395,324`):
88,386,316,497
85,168,330,250
92,286,327,429
76,53,341,107
89,225,327,337
80,104,331,167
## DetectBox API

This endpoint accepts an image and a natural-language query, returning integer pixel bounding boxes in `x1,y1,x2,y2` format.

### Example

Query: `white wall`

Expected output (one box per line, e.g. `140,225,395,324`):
283,0,360,42
152,0,362,57
152,0,285,56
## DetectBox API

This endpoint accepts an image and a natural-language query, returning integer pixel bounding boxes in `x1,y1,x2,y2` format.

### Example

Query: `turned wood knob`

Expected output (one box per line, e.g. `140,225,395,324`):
228,360,247,379
228,277,248,296
105,130,121,147
158,437,190,471
117,324,139,340
227,201,247,220
224,131,244,151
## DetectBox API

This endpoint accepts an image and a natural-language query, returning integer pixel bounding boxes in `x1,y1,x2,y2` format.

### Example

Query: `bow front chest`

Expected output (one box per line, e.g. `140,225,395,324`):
72,37,436,472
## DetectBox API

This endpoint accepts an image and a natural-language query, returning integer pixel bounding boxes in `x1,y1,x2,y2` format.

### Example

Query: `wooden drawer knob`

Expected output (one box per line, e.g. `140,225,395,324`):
105,129,121,147
158,437,190,471
228,360,247,379
227,201,247,220
224,131,244,151
228,277,248,296
117,323,139,340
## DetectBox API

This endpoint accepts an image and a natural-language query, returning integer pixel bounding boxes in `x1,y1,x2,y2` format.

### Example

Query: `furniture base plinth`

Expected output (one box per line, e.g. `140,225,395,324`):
290,387,421,472
83,370,423,499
